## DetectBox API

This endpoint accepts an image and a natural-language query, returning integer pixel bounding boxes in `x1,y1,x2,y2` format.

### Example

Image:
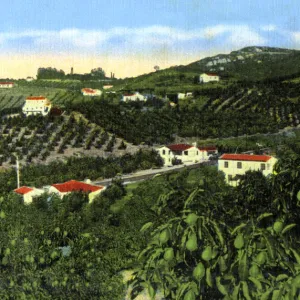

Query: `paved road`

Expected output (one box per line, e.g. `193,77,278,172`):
93,160,216,187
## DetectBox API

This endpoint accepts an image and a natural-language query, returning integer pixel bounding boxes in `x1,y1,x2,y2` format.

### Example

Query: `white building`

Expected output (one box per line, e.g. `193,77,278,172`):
81,88,102,96
178,92,193,100
218,154,278,186
14,186,44,204
48,180,106,203
0,82,14,88
122,92,146,102
199,73,220,83
157,143,218,166
26,77,35,82
22,96,52,116
103,85,113,89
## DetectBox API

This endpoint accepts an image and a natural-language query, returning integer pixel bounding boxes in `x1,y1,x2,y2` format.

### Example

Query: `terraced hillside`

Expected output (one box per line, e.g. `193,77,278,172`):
0,85,104,115
0,113,145,168
113,46,300,91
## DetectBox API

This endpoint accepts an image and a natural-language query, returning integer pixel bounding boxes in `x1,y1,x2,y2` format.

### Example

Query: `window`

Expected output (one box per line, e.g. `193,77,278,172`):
228,175,233,181
162,150,165,155
184,151,188,156
169,150,171,154
237,162,242,169
261,163,266,171
224,161,229,168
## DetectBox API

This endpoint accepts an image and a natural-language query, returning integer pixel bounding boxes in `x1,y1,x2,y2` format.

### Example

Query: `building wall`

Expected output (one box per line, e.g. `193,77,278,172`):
218,157,277,186
158,146,217,166
122,93,146,102
23,189,44,204
0,83,13,88
199,74,220,83
22,99,51,116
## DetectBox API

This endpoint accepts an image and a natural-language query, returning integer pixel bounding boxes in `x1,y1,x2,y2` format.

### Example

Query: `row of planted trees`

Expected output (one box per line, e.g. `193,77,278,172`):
129,143,300,299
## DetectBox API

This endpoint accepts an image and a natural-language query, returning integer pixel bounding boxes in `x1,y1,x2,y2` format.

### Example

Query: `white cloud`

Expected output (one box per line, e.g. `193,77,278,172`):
226,26,267,48
261,25,277,32
0,25,267,53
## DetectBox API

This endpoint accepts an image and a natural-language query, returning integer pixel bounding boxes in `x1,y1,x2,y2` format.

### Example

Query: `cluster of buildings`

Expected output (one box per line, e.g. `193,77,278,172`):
14,180,106,204
157,143,218,166
157,143,277,186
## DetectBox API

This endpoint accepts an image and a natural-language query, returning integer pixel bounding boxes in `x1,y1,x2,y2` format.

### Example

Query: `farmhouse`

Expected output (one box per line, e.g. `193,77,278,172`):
48,180,106,203
0,82,14,88
218,153,277,186
157,143,218,166
22,96,52,116
122,92,146,102
14,186,44,204
81,88,102,96
199,73,220,83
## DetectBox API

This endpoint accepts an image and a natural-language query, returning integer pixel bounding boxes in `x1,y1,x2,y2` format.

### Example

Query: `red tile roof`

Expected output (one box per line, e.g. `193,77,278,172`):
198,146,217,151
26,96,46,100
167,144,193,151
123,93,136,96
206,73,218,76
14,186,34,195
0,82,14,85
219,154,272,162
51,180,103,193
82,88,96,93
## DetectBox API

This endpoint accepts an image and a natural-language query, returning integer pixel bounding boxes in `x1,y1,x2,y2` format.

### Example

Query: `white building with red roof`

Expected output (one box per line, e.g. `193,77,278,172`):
0,82,14,88
14,186,44,204
157,143,218,166
81,88,102,96
199,73,220,83
122,92,146,102
22,96,52,116
218,154,277,186
48,180,106,203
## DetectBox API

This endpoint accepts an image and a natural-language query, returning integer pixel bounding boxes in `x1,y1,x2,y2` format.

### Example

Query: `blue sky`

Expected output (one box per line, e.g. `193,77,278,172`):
1,0,300,78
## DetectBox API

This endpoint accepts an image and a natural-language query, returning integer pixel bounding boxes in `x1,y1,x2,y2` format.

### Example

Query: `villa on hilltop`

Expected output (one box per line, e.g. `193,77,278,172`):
0,82,14,88
81,88,102,96
22,96,52,116
199,73,220,83
218,153,277,186
157,143,218,166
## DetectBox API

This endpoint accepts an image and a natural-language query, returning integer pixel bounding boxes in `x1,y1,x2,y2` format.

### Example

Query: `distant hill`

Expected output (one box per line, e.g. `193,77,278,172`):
114,46,300,91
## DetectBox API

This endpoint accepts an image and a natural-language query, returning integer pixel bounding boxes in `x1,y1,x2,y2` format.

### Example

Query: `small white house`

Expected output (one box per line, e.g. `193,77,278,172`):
48,180,106,203
0,82,14,88
157,143,218,166
81,88,102,96
199,73,220,83
178,92,193,100
26,77,35,82
14,186,44,204
218,154,278,186
122,92,146,102
22,96,52,116
103,85,113,89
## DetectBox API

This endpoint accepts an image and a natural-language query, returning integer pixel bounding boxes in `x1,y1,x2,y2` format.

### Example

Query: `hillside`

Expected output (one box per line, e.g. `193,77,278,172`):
113,46,300,91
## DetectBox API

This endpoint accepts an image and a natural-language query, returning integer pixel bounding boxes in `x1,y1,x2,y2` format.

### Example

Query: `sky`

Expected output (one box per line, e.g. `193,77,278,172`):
1,0,300,79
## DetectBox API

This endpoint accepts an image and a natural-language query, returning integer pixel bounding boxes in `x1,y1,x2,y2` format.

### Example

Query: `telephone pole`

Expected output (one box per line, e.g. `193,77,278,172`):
13,153,20,188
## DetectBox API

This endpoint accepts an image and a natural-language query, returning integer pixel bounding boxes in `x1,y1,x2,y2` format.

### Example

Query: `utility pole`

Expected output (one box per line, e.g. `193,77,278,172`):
13,153,20,188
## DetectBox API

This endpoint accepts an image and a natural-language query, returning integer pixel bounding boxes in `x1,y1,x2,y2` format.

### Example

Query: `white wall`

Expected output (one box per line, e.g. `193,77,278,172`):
218,157,277,186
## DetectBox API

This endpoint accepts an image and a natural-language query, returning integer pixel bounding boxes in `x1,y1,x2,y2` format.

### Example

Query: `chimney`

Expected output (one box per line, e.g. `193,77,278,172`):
192,142,197,147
